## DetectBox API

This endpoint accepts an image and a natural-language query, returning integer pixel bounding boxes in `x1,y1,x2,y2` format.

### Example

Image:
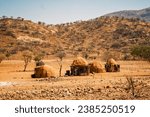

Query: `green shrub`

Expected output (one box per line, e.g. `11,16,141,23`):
131,46,150,61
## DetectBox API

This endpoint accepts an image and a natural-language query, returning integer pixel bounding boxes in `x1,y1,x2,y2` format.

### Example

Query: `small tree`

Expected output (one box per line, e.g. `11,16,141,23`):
73,51,79,57
0,54,6,63
56,51,66,77
34,53,45,66
82,52,89,59
2,16,7,19
5,51,11,59
34,53,45,62
22,51,33,71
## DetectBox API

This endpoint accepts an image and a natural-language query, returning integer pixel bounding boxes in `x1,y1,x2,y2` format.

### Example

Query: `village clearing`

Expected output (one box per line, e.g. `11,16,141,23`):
0,59,150,100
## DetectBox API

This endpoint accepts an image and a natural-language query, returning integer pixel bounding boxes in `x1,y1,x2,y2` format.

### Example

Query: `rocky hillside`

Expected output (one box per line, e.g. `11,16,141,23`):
0,16,150,59
104,7,150,22
0,18,59,58
56,16,150,59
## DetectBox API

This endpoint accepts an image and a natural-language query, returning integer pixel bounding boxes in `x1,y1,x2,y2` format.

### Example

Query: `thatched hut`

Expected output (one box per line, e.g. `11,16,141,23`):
71,57,88,66
88,61,105,73
105,58,120,72
31,65,56,78
66,57,90,76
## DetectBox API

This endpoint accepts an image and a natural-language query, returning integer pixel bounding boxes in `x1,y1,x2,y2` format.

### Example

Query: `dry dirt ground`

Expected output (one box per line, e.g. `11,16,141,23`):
0,59,150,100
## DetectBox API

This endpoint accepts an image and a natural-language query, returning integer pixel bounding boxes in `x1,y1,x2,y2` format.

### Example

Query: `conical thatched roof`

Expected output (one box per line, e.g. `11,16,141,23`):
89,61,104,73
34,65,56,78
43,65,56,77
71,57,88,66
107,58,117,65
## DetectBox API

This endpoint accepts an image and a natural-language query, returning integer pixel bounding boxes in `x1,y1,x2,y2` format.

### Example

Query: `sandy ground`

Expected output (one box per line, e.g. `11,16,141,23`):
0,59,150,100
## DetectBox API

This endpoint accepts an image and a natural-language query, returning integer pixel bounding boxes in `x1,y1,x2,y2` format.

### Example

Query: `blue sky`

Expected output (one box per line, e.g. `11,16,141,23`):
0,0,150,24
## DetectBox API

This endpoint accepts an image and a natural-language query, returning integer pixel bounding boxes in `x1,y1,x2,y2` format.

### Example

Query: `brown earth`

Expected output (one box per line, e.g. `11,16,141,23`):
0,59,150,100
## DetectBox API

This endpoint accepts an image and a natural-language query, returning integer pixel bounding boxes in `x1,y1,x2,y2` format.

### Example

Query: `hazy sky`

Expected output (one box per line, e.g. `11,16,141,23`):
0,0,150,24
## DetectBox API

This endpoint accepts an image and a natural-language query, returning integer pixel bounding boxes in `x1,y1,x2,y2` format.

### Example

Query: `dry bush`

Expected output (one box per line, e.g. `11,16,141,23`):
126,76,135,97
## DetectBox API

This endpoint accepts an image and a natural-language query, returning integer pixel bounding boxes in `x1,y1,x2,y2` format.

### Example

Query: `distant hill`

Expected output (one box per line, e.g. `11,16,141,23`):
0,14,150,60
104,7,150,22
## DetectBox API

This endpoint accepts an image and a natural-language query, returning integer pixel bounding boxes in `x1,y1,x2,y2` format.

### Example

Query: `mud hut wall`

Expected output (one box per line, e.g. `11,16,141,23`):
105,64,120,72
70,66,89,76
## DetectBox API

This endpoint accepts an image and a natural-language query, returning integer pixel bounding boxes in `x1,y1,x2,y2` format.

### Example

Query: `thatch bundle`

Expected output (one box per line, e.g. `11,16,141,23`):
106,58,117,65
89,61,104,73
32,65,56,78
71,57,88,66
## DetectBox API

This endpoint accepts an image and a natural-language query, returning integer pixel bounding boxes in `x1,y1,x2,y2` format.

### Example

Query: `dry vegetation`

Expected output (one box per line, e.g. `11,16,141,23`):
0,16,150,60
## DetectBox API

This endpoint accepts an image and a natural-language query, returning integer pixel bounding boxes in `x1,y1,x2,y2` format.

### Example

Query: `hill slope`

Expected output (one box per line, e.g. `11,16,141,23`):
0,16,150,59
104,7,150,22
0,18,59,58
56,16,150,59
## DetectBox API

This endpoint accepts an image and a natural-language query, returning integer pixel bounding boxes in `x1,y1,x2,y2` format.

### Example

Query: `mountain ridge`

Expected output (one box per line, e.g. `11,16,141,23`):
104,7,150,22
